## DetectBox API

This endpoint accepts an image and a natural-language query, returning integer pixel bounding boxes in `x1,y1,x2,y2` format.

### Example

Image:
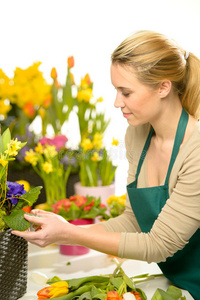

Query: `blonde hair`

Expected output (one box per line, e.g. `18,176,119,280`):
111,30,200,119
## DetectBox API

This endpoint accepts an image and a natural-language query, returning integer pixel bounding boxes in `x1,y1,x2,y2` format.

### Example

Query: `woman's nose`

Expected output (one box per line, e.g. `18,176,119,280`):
114,93,125,108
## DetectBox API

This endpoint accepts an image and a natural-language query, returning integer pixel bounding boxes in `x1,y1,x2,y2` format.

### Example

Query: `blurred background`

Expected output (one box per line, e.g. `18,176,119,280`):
1,0,200,196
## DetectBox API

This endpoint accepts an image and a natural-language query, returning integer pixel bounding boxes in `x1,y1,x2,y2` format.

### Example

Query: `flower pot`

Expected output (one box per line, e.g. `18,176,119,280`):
74,181,115,206
59,218,94,255
0,229,28,299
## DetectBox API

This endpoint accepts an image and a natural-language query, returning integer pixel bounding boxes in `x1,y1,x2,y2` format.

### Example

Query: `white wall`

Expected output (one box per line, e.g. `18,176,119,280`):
1,0,200,195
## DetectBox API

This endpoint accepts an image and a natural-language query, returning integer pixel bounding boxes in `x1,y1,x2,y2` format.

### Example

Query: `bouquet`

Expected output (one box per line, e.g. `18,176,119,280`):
47,194,109,221
0,128,42,232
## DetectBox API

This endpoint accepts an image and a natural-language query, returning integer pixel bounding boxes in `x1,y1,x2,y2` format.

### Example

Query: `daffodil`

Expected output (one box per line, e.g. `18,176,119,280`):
44,145,57,158
81,138,94,151
91,151,100,162
5,139,23,156
35,142,44,154
24,149,38,166
93,133,103,150
77,88,93,102
42,161,53,174
112,137,119,146
0,154,8,167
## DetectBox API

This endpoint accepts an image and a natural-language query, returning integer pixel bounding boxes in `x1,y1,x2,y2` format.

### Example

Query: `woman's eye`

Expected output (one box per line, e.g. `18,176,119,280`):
122,92,130,97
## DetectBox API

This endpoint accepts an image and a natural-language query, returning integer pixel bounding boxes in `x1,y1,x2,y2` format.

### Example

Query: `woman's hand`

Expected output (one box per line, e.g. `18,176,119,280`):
11,209,70,247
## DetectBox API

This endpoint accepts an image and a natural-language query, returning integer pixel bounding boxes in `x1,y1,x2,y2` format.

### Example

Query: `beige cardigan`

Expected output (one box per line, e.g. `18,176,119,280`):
102,122,200,263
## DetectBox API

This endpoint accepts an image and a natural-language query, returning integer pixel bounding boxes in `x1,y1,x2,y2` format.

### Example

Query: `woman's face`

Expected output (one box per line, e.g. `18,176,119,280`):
111,63,162,127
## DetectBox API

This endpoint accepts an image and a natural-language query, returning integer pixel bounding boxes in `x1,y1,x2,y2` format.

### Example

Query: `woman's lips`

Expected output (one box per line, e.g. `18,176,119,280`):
123,112,132,118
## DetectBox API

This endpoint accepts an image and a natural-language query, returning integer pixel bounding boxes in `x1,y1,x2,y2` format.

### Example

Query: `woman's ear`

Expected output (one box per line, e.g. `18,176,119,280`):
159,80,172,98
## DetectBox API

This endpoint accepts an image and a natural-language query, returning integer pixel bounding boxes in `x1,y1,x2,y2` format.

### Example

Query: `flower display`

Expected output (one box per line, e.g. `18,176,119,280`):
24,138,75,205
48,194,109,221
0,128,42,232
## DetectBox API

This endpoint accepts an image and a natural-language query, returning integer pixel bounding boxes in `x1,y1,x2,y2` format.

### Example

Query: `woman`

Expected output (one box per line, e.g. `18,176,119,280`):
13,31,200,298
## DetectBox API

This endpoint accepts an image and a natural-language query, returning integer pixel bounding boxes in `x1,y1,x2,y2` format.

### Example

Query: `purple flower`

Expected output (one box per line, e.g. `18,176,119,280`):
6,181,26,205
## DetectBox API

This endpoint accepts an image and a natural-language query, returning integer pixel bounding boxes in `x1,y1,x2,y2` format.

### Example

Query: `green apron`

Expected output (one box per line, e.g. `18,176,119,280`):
127,108,200,299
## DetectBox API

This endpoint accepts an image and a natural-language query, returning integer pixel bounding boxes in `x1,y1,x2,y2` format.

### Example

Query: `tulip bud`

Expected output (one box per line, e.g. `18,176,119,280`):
51,67,57,79
67,56,74,68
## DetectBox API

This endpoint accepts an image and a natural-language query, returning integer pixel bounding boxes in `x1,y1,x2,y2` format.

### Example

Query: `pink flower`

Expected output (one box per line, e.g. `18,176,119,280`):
39,135,68,151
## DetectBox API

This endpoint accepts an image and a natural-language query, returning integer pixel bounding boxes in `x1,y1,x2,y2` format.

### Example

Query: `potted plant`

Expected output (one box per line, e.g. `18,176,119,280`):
0,128,42,299
45,194,109,255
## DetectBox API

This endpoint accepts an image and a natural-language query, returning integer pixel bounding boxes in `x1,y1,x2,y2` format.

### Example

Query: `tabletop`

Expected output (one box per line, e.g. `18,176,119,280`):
20,243,193,300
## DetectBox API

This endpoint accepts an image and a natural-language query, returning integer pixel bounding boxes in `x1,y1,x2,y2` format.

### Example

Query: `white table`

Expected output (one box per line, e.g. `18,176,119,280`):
20,243,193,299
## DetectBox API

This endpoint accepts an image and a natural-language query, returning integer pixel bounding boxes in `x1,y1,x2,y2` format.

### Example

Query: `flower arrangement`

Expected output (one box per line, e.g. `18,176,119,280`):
0,128,42,232
47,194,109,221
77,136,119,187
24,137,75,206
1,57,119,190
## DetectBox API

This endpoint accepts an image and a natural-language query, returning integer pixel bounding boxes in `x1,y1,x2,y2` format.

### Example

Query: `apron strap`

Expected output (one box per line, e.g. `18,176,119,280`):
135,126,154,179
164,108,189,184
135,108,189,183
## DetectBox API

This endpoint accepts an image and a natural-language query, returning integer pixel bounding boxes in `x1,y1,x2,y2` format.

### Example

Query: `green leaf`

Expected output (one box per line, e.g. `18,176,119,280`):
151,288,176,300
14,186,43,210
123,274,135,289
2,128,11,152
3,210,31,231
0,135,4,154
166,286,182,299
110,277,124,289
79,291,92,300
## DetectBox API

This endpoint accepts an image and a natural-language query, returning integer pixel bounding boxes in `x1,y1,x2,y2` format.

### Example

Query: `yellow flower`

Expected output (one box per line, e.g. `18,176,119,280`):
112,138,119,146
34,203,49,210
77,88,93,102
15,180,30,192
81,138,93,151
91,152,101,162
5,138,22,156
106,194,126,206
80,73,92,88
25,149,38,166
97,96,104,103
0,69,13,99
93,133,103,150
37,281,69,299
11,62,51,110
42,161,53,174
35,143,44,154
0,154,8,167
44,145,57,158
0,99,12,118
